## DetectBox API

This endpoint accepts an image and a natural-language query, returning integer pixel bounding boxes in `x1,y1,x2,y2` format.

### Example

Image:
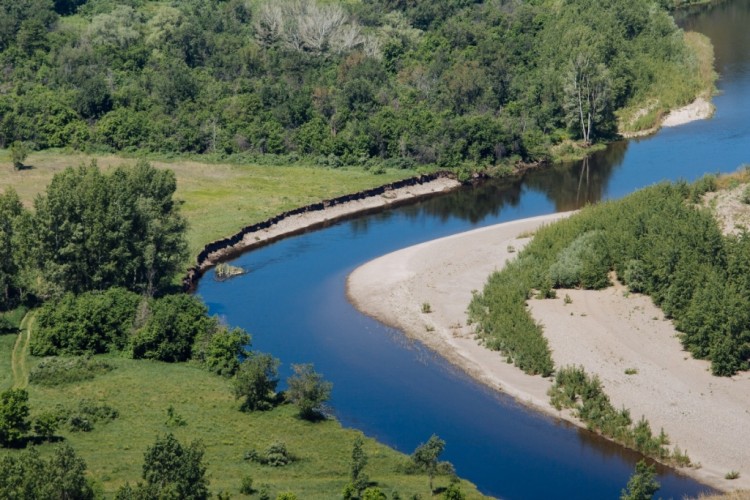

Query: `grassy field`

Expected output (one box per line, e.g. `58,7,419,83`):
1,323,485,499
0,150,422,259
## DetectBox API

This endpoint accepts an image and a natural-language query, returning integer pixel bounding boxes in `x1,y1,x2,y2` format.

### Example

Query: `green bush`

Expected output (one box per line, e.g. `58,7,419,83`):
30,288,140,356
29,356,114,386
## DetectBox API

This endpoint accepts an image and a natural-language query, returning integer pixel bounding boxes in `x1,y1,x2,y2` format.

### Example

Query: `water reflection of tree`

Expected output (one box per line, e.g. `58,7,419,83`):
348,140,628,233
524,140,628,212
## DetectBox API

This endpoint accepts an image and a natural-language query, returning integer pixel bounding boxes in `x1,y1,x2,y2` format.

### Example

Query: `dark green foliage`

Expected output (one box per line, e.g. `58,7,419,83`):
29,355,115,386
442,483,466,500
31,288,140,356
59,399,119,433
0,444,95,499
239,475,254,495
0,189,24,310
470,181,750,376
123,433,209,500
233,352,280,411
131,294,215,362
285,363,333,420
0,388,30,447
0,0,701,166
411,435,445,493
620,460,660,500
31,161,187,296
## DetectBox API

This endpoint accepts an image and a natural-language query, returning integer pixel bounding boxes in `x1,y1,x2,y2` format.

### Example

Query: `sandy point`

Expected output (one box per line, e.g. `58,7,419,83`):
347,212,750,494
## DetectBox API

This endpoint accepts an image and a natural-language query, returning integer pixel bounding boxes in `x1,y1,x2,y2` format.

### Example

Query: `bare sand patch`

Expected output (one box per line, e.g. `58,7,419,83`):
662,96,714,128
348,213,750,493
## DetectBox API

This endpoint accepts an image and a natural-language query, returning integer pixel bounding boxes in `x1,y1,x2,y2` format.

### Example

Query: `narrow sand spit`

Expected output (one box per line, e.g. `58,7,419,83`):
347,213,750,492
662,97,714,127
621,96,714,138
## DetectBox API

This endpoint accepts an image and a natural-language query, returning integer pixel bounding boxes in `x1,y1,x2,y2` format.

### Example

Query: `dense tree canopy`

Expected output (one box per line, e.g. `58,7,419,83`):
0,160,187,310
0,0,705,166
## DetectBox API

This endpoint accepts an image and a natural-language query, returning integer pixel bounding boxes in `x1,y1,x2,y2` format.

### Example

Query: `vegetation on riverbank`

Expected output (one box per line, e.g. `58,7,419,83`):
0,160,482,498
470,173,750,378
0,0,711,168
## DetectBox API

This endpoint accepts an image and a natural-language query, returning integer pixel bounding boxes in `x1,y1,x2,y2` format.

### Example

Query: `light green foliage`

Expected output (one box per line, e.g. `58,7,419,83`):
193,326,251,377
233,353,281,412
0,388,29,447
0,444,94,499
549,366,683,463
362,487,387,500
548,231,610,289
9,142,29,171
620,460,660,500
411,435,445,493
32,410,59,441
285,363,333,420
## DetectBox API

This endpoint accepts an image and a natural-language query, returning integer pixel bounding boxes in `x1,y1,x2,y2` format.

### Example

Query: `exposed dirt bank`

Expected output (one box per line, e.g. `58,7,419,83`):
183,172,462,290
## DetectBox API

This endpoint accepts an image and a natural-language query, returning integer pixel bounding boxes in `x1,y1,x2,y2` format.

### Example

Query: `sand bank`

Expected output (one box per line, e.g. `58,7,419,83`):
347,213,750,492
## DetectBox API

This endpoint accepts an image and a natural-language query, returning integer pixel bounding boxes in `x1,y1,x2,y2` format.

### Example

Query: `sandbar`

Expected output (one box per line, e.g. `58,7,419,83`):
347,213,750,492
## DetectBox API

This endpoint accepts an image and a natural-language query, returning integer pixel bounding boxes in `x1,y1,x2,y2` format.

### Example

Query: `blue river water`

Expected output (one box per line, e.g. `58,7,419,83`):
197,2,750,498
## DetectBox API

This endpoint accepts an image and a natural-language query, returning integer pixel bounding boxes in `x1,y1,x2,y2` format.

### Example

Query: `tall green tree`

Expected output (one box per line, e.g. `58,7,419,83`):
118,433,209,500
32,161,187,296
285,363,333,420
0,189,24,309
411,434,445,493
0,388,30,447
233,352,280,411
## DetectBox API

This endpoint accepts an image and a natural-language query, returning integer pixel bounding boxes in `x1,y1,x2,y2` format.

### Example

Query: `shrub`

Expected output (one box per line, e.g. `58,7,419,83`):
240,475,254,494
244,441,296,467
29,356,114,386
31,288,140,356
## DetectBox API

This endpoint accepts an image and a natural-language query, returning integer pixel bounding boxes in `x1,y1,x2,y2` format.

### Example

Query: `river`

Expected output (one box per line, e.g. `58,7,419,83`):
197,1,750,498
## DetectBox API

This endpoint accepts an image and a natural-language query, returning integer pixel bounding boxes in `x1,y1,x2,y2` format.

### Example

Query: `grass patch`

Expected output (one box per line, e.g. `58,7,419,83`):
1,338,485,499
0,150,422,260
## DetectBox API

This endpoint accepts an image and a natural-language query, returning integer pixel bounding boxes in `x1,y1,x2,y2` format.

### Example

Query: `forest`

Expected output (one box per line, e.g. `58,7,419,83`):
0,0,709,169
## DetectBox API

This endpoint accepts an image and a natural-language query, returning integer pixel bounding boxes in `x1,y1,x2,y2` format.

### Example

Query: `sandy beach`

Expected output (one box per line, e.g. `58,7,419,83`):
347,213,750,493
